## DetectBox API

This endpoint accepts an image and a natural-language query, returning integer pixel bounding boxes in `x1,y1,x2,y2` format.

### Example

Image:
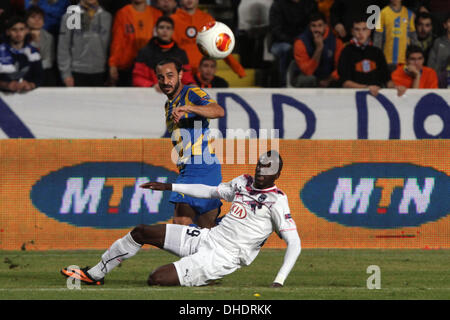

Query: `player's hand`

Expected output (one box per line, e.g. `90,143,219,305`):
368,85,381,97
396,85,407,97
172,106,190,123
405,64,420,78
64,77,74,87
270,282,283,288
109,66,119,85
18,80,35,92
140,182,172,191
313,32,324,49
334,23,347,39
7,80,20,92
319,76,333,88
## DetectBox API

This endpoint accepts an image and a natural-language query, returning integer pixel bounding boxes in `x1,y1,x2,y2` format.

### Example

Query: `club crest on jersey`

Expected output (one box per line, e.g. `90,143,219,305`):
186,26,197,38
230,202,247,219
258,194,267,202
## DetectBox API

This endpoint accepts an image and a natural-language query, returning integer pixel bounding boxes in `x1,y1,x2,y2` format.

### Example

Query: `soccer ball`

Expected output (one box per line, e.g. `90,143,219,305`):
196,21,235,60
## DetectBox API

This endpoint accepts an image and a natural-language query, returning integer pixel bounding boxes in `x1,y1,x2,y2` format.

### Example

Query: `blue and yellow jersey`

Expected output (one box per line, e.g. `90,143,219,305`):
165,85,217,167
376,5,415,65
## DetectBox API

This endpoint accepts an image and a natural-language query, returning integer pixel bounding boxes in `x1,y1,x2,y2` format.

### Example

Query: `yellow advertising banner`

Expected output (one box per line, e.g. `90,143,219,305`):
0,139,449,250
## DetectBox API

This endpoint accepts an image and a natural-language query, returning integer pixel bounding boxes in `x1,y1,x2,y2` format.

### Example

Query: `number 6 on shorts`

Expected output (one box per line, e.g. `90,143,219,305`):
186,228,201,237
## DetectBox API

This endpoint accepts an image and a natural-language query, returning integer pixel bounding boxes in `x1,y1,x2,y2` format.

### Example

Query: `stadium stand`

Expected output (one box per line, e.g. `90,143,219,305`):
1,0,450,89
216,54,257,87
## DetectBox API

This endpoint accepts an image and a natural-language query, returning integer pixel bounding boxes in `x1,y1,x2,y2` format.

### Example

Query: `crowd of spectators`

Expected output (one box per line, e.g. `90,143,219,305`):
264,0,449,92
0,0,449,93
0,0,234,92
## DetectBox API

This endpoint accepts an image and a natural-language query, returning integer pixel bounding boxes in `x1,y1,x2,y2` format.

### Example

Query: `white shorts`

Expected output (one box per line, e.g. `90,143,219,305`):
164,224,241,287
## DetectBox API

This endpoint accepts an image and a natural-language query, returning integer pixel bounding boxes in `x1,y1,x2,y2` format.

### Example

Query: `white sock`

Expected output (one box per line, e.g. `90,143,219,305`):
88,232,142,280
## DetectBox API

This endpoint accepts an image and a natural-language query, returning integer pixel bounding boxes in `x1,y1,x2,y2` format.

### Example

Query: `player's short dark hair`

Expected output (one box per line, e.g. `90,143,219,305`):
415,11,433,24
406,45,424,59
25,5,45,21
156,15,174,28
199,56,217,66
352,15,369,27
309,12,326,24
155,57,183,73
5,15,27,30
445,12,450,23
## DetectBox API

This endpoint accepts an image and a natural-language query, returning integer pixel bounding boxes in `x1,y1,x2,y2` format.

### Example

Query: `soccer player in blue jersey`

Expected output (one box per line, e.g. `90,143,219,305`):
155,57,225,228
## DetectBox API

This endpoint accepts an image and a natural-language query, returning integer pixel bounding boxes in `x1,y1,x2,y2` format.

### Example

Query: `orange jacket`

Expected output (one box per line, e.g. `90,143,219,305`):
171,8,246,77
294,27,343,79
109,5,162,70
391,65,439,88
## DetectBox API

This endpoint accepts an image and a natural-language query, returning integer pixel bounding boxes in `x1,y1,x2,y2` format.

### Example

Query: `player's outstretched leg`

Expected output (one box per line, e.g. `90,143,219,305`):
61,224,166,285
147,263,180,286
173,203,220,228
173,203,197,226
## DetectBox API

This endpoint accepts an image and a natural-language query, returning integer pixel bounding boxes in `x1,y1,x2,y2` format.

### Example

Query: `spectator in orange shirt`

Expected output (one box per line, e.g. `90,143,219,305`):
171,0,246,78
108,0,162,86
391,45,439,94
292,12,343,87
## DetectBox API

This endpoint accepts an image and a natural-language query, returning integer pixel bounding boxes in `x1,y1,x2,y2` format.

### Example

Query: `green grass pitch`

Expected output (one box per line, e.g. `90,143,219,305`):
0,249,449,300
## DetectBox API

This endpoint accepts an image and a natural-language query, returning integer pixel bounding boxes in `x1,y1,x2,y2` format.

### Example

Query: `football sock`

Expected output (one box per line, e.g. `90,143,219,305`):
88,232,142,280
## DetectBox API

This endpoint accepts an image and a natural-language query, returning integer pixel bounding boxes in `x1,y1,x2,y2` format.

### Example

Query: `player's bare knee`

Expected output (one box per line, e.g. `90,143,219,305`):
130,224,147,245
147,272,157,286
173,216,193,225
147,270,166,286
147,264,180,286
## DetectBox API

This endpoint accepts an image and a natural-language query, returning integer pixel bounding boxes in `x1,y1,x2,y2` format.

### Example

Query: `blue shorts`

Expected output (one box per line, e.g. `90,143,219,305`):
170,162,222,215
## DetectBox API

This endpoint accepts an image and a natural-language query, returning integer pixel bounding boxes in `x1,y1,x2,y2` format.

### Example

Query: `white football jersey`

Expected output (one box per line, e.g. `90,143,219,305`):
209,174,298,266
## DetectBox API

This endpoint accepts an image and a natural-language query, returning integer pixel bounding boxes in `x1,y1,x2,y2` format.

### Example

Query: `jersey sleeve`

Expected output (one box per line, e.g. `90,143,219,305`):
216,174,246,202
187,87,216,106
271,196,297,236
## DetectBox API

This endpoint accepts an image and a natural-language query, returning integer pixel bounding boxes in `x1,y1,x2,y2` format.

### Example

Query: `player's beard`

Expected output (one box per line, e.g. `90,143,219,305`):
166,80,181,99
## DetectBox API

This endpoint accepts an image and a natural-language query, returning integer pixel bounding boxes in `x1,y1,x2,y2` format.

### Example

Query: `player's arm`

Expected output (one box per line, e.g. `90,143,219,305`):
172,102,224,123
140,182,221,199
272,230,301,288
271,200,301,287
141,176,240,201
172,88,225,122
185,102,225,119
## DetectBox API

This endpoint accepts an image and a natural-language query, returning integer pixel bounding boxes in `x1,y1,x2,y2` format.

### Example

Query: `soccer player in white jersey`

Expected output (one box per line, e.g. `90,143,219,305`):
61,150,301,287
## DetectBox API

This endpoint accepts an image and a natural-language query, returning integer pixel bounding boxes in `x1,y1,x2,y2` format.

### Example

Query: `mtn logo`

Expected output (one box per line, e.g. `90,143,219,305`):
301,163,450,229
31,162,178,228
